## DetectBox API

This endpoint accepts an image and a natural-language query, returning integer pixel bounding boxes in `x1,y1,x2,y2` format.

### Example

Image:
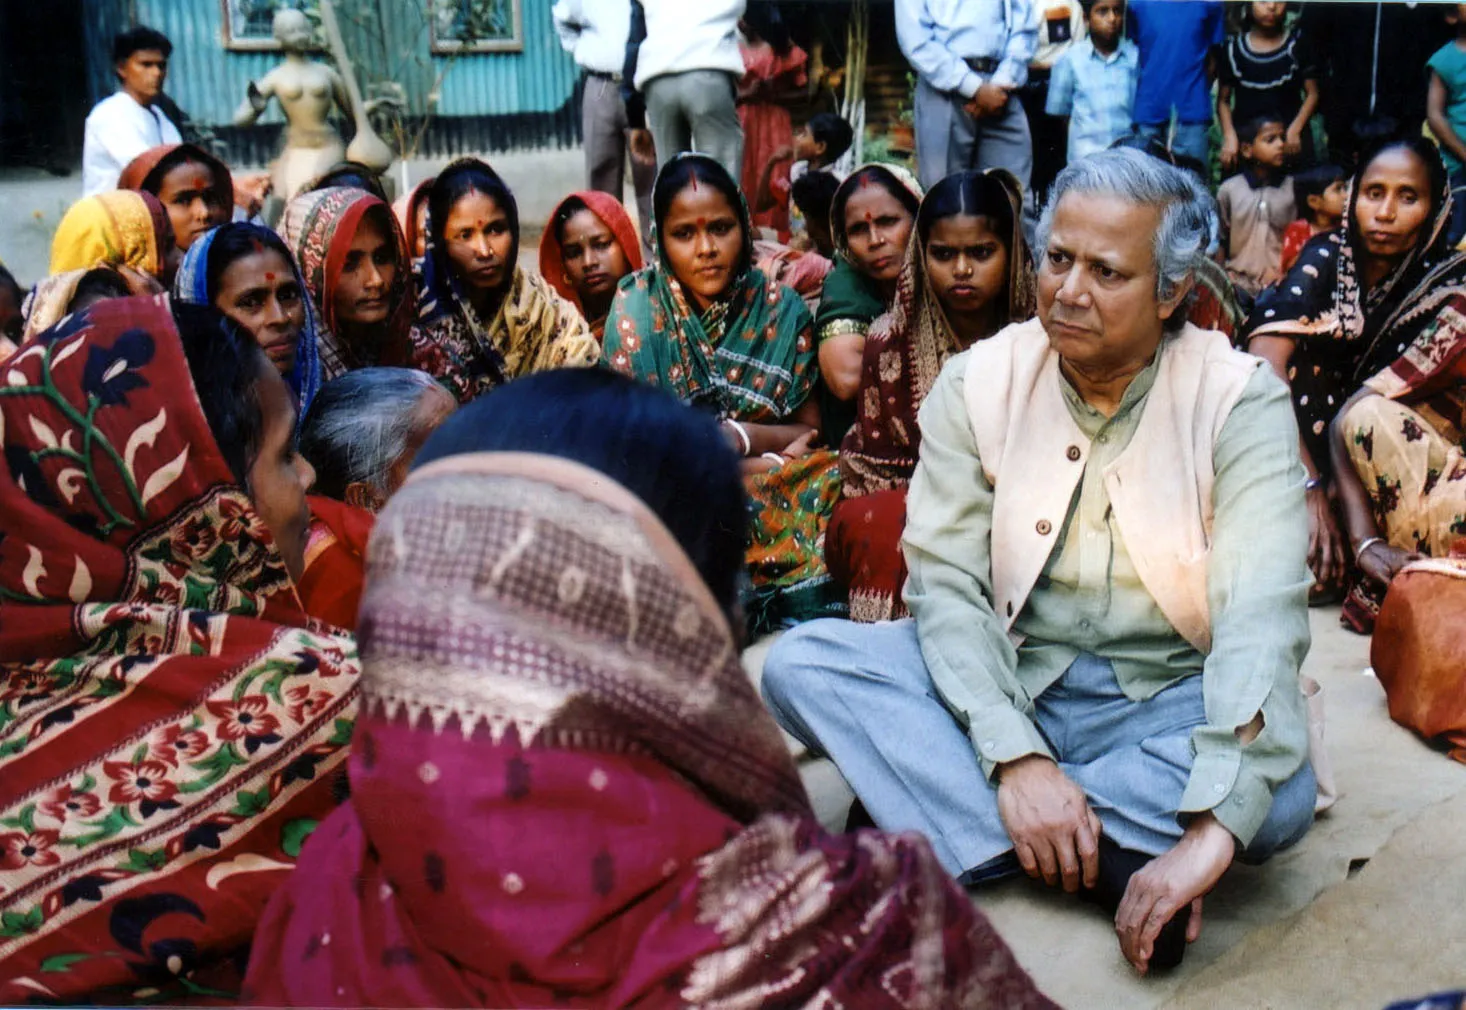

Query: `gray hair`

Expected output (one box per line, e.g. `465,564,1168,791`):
1034,149,1218,328
299,367,440,499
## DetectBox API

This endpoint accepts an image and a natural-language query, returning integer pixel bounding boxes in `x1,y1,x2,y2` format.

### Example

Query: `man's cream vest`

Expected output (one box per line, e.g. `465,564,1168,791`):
961,318,1263,655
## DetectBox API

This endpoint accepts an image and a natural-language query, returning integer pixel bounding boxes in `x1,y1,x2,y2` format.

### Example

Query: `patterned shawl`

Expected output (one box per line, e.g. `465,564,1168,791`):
117,143,234,224
174,224,323,424
840,170,1037,499
279,186,416,380
603,154,817,423
410,159,598,404
0,296,359,1004
242,452,1053,1009
49,192,172,277
1244,148,1466,385
20,271,90,344
537,190,645,340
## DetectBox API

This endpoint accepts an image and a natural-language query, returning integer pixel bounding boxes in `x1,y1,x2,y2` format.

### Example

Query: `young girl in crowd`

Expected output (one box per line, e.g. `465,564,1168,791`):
738,7,809,241
538,191,645,341
0,298,355,1002
281,186,417,378
816,164,924,443
1281,162,1346,271
175,221,323,421
411,157,598,403
392,176,434,261
118,143,234,252
829,169,1035,622
1218,1,1321,171
604,153,839,632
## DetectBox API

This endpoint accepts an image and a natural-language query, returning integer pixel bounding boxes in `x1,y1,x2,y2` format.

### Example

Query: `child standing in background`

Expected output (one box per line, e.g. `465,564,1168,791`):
1217,116,1296,299
756,112,853,248
1218,2,1321,172
1427,4,1466,246
1280,163,1346,272
1046,0,1138,163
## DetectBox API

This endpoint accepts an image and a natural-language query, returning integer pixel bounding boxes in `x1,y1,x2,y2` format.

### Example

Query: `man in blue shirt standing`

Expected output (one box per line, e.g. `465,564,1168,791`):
1127,0,1225,166
897,0,1040,192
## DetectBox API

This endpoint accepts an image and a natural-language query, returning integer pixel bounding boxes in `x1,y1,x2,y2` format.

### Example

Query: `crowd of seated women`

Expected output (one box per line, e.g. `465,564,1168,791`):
1,122,1463,1004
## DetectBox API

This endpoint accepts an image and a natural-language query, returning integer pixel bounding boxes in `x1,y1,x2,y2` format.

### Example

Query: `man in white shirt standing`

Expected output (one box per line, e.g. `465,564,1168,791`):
622,0,746,182
82,27,182,196
553,0,655,243
897,0,1040,192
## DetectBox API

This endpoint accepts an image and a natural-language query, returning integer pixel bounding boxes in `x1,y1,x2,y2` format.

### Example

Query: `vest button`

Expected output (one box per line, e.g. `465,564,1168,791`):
1036,519,1052,535
1066,445,1081,461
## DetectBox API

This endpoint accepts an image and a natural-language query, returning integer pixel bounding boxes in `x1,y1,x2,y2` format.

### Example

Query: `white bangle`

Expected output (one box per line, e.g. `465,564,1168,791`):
1354,536,1385,565
725,419,752,457
761,452,784,467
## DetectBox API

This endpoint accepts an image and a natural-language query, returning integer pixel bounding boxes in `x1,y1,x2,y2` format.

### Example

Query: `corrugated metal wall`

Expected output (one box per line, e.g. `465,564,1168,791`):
111,0,580,162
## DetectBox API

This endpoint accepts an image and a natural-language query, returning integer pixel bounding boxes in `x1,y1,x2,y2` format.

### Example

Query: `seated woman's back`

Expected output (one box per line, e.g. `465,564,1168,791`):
0,297,358,1002
244,368,1054,1009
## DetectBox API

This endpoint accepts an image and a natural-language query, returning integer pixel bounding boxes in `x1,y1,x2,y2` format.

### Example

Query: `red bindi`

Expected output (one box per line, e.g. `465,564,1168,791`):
264,272,276,281
696,216,707,228
864,211,874,224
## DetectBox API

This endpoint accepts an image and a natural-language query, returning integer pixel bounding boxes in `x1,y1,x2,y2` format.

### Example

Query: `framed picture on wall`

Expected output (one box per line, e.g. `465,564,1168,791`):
429,0,523,53
221,0,321,51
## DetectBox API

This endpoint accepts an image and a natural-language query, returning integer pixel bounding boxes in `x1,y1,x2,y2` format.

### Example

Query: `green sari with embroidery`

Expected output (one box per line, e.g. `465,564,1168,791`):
603,155,844,633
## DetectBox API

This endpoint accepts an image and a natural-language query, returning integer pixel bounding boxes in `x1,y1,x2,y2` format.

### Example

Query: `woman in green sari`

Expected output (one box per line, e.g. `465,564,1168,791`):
604,153,841,634
815,165,923,443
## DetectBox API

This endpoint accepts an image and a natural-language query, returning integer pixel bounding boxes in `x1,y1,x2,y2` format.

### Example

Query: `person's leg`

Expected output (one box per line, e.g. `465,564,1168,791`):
975,94,1035,208
761,618,1017,878
1132,121,1166,150
914,77,962,190
629,115,656,254
683,70,745,185
583,74,627,198
1170,121,1211,166
645,75,692,172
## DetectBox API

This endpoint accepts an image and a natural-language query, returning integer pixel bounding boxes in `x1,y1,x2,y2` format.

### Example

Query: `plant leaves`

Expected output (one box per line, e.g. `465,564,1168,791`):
279,818,319,858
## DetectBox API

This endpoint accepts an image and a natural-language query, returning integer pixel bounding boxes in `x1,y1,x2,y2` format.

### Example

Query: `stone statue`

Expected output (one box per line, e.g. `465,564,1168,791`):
234,8,351,201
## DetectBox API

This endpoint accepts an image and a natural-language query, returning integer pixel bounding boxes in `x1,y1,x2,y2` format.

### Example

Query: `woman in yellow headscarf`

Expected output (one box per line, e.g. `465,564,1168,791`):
49,190,179,280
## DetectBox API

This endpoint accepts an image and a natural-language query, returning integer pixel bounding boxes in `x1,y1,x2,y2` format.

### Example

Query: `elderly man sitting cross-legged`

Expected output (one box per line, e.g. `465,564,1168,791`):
761,149,1317,976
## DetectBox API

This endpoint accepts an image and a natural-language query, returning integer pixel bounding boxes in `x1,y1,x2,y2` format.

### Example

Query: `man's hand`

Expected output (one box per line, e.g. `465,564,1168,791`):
996,755,1102,893
964,81,1011,120
1306,487,1347,588
1284,126,1304,158
1219,134,1240,173
1115,813,1236,974
628,128,656,166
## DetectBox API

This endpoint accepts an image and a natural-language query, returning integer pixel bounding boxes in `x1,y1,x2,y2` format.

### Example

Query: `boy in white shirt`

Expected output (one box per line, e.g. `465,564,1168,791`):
82,27,182,196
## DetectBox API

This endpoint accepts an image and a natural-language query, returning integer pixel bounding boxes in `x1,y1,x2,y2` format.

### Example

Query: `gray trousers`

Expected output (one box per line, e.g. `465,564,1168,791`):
914,76,1033,195
643,70,744,184
762,618,1316,883
582,72,654,251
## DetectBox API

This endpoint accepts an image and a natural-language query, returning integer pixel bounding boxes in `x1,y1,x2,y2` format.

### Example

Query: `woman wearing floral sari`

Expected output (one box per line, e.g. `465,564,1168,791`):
50,190,179,282
604,153,840,633
1245,136,1466,602
829,169,1036,623
280,186,416,380
243,367,1055,1009
538,190,644,341
0,297,357,1003
410,159,598,404
175,222,324,423
816,164,923,445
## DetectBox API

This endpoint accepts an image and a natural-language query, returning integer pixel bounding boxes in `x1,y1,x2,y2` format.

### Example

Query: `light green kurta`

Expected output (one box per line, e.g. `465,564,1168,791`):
902,341,1312,846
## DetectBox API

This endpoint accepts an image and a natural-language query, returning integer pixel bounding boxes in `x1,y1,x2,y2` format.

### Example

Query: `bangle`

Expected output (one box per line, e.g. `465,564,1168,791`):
1304,475,1326,492
724,419,752,457
1354,536,1385,565
761,452,784,467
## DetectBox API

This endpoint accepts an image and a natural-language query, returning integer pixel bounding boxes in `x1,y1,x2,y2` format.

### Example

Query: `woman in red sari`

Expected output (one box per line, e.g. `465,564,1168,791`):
537,191,644,341
296,367,456,630
828,169,1036,622
0,297,357,1003
244,368,1055,1009
737,9,808,240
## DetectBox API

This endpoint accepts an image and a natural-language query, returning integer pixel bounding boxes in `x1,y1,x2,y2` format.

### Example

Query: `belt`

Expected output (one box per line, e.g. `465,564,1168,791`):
586,69,623,83
965,57,1001,75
